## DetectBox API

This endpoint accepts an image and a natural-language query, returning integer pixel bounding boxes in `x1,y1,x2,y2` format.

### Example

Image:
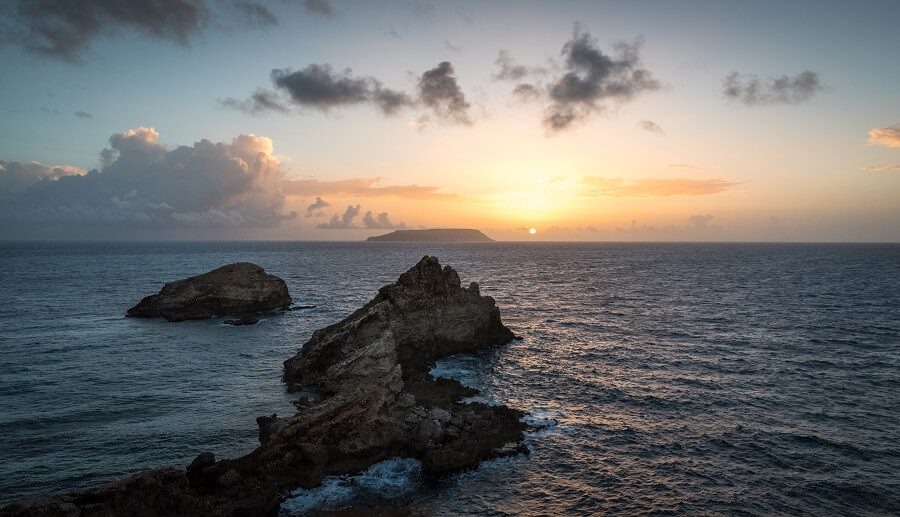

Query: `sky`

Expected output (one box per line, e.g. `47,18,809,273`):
0,0,898,242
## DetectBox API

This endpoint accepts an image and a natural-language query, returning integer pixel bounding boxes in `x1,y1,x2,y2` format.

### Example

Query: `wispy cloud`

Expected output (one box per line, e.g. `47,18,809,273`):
866,125,900,148
861,164,900,171
722,70,823,105
581,176,739,197
638,120,664,134
234,1,277,27
282,177,458,200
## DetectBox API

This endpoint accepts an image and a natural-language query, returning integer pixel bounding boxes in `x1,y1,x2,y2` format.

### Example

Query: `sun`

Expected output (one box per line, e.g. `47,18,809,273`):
529,228,537,235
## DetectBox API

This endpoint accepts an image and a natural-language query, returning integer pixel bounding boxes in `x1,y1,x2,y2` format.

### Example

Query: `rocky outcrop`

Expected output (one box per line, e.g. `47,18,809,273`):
126,262,291,322
2,257,524,516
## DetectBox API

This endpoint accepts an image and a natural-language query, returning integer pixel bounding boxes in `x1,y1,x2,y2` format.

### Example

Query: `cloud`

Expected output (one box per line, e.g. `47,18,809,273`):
581,176,739,197
234,1,277,27
228,61,473,125
541,27,659,132
639,120,664,134
305,196,329,217
362,210,406,229
316,204,360,228
668,163,698,168
74,110,92,119
861,164,900,171
0,160,85,192
722,70,823,105
492,50,530,81
688,214,714,229
866,125,900,148
271,65,372,110
219,88,289,114
615,216,720,235
511,83,542,102
456,8,475,25
3,0,210,62
0,128,296,228
282,177,457,199
417,61,473,125
227,65,414,116
298,0,333,16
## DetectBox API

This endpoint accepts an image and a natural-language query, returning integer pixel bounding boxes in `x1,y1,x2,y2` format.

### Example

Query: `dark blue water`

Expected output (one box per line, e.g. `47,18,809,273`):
1,242,898,515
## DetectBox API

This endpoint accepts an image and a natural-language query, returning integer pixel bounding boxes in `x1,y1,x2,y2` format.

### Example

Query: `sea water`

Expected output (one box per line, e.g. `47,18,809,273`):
0,242,898,514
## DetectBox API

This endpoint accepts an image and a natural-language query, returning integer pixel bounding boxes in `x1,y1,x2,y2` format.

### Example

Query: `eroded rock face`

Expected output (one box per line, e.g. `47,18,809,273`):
2,257,524,516
126,262,291,322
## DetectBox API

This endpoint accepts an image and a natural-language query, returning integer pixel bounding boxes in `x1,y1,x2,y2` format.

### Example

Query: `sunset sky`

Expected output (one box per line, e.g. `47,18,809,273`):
1,0,898,241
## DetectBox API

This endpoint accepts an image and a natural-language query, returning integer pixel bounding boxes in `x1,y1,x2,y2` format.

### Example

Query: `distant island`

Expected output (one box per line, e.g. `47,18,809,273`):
367,229,494,242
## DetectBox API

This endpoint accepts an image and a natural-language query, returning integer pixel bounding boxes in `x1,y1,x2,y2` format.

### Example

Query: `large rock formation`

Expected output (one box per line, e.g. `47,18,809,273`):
2,257,524,516
126,262,291,322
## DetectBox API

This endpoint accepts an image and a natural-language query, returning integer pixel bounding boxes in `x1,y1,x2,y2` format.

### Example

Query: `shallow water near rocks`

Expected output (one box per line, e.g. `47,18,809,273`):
1,242,898,514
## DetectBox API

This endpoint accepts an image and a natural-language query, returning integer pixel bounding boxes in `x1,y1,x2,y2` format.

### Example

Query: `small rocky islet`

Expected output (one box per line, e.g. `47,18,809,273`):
126,262,292,322
2,256,526,516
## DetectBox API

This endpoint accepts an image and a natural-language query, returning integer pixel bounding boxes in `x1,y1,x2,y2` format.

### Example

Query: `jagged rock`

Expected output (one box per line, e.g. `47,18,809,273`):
2,256,524,516
126,262,291,322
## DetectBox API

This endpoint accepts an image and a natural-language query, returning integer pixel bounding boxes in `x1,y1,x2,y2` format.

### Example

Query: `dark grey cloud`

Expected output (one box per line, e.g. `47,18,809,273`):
639,120,664,134
2,0,210,62
74,110,92,119
542,28,659,132
234,0,277,27
362,211,406,229
372,86,416,116
272,65,371,110
267,65,414,116
305,196,329,217
228,61,472,125
722,70,823,105
0,128,295,229
220,88,289,114
417,61,472,125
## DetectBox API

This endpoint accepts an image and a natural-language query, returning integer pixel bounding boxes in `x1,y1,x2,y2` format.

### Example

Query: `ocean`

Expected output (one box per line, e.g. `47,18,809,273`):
0,242,898,515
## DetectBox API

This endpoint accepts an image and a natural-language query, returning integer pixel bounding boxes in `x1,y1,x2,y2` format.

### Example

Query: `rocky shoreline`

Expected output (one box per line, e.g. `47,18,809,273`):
2,256,526,516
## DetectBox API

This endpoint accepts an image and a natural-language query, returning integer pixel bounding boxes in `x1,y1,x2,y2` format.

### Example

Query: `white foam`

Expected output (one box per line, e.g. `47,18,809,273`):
280,457,421,515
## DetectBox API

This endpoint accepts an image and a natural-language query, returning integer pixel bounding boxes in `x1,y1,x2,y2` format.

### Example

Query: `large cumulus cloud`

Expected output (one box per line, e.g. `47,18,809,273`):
0,128,295,229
